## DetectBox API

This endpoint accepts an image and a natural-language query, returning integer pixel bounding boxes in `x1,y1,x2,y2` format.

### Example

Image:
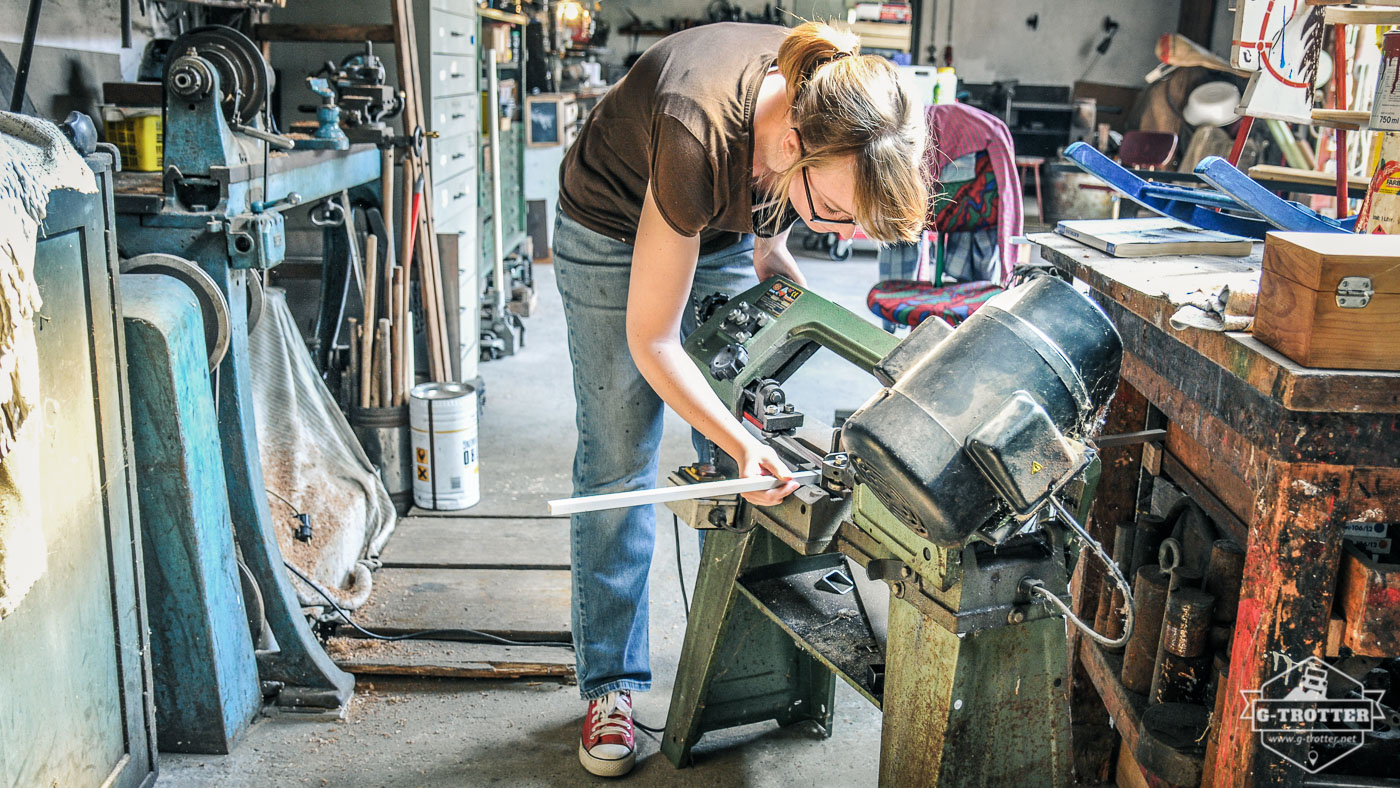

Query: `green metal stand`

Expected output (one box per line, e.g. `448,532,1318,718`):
662,528,836,766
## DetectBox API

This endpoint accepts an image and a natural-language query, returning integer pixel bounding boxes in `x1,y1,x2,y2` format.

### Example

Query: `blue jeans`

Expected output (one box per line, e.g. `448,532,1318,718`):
552,211,756,700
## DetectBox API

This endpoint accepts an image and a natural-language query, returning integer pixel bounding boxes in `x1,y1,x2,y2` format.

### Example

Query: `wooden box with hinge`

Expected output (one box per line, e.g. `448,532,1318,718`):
1253,232,1400,371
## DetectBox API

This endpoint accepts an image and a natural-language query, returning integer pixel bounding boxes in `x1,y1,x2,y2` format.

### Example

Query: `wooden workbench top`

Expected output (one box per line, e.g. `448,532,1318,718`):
1029,232,1400,416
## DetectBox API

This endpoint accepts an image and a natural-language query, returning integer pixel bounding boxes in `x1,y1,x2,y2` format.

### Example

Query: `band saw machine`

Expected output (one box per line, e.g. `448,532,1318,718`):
555,274,1134,785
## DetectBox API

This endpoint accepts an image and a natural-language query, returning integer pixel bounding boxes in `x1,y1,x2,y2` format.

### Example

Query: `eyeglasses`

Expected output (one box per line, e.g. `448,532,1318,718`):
793,128,856,226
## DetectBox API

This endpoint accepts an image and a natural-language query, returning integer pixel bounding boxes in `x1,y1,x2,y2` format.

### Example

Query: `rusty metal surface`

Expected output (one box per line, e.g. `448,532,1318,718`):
881,599,1072,787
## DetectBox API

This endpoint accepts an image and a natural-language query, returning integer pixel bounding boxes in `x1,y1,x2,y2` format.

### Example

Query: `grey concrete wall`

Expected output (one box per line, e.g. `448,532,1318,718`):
601,0,1190,89
917,0,1183,88
0,0,170,119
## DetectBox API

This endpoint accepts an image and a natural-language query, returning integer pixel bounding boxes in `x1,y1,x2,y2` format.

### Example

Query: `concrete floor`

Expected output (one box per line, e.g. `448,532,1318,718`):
159,240,894,787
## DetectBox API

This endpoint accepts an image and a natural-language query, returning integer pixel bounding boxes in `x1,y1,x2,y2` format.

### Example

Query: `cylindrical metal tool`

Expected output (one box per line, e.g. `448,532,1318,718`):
1150,587,1216,705
1096,522,1135,641
1122,566,1171,694
1129,514,1170,578
1168,566,1202,593
1199,654,1230,788
1204,539,1245,623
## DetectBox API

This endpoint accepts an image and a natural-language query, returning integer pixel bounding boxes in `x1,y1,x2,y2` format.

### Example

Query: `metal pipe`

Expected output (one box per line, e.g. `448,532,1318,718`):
548,470,821,516
11,0,44,113
1334,25,1349,219
121,0,132,49
488,51,507,315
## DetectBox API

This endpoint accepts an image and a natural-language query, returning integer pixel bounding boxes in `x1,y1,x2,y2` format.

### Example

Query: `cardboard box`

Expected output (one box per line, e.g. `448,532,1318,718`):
1253,232,1400,371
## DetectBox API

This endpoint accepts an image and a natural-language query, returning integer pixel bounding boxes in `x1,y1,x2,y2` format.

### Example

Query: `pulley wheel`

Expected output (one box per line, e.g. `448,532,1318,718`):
168,25,272,122
121,253,232,371
246,270,266,333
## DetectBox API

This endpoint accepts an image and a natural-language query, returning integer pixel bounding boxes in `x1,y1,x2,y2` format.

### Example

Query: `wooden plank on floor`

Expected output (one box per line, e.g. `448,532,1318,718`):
357,567,571,639
381,516,569,569
327,637,574,681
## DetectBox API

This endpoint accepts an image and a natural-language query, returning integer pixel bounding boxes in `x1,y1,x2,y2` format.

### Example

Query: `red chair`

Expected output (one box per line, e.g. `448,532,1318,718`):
867,151,1007,328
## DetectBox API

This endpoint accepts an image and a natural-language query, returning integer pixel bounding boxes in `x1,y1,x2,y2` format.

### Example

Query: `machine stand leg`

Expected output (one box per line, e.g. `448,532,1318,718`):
662,528,836,766
880,598,1071,787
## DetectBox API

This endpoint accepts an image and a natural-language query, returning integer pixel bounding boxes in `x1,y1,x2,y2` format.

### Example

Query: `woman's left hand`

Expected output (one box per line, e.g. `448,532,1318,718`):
754,229,806,286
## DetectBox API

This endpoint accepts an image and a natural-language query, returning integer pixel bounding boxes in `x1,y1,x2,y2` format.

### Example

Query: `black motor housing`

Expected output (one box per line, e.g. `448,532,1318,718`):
840,276,1122,546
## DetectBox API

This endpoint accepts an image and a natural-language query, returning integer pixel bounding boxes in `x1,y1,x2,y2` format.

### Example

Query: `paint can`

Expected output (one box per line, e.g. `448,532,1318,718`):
409,382,479,510
349,404,412,514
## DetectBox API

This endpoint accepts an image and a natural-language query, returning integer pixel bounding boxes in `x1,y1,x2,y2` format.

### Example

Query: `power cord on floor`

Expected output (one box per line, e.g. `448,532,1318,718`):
634,515,695,740
282,560,574,649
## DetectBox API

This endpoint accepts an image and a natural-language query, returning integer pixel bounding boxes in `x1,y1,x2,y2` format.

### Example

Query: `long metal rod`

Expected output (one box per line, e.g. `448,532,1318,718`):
487,51,507,314
548,471,821,516
11,0,44,113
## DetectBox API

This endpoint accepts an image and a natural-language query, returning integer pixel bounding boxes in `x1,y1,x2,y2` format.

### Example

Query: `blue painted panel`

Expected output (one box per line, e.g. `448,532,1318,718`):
122,274,260,753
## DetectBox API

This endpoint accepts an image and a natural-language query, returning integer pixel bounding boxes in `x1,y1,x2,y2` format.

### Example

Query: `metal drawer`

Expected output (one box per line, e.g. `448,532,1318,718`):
429,10,476,56
431,0,472,12
429,94,478,136
434,169,476,232
430,53,475,98
430,133,476,181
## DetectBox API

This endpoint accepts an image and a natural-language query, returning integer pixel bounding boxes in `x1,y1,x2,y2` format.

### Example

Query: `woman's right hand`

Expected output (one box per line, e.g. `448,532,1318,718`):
735,439,800,507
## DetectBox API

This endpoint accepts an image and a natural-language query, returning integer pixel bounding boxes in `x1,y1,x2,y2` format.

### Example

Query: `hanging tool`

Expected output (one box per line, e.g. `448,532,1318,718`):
11,0,43,113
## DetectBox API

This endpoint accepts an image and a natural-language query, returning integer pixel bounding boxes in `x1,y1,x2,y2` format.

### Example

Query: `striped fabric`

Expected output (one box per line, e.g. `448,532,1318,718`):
866,279,1002,328
924,104,1023,281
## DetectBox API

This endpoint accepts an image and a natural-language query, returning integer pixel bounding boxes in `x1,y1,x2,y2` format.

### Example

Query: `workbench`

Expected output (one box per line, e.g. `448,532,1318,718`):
1029,232,1400,786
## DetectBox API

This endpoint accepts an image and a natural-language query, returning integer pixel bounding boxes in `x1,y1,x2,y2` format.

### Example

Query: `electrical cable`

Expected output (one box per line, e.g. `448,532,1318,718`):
265,487,301,515
633,514,697,739
281,560,575,649
1024,497,1134,649
672,514,690,620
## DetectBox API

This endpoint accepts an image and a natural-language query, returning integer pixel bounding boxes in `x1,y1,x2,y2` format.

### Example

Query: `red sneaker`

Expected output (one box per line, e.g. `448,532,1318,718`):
578,690,636,777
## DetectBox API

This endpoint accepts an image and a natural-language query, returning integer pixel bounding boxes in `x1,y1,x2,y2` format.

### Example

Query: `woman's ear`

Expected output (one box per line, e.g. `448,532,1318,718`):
778,127,802,169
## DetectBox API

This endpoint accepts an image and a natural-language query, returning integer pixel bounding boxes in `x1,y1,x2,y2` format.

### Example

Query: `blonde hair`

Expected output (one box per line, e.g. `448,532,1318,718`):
768,21,929,244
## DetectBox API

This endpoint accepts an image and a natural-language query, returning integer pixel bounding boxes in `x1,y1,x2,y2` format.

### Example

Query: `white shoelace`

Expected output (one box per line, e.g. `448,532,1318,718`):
590,691,633,740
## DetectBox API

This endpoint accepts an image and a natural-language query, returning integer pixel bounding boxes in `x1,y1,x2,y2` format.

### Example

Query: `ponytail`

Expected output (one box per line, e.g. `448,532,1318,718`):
776,21,860,99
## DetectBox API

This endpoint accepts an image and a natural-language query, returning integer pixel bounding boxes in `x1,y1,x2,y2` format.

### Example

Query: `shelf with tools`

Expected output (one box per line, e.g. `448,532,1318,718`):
1033,232,1400,787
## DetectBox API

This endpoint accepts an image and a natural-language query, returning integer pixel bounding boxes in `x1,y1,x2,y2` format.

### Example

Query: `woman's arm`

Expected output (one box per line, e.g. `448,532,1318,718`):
628,187,799,506
753,228,806,286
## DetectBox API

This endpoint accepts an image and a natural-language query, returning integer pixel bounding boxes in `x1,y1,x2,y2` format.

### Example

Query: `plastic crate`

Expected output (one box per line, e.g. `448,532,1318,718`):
103,109,162,171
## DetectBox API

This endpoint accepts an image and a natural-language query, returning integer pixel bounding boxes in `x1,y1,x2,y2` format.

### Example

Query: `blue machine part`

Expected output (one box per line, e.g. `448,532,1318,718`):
116,33,361,712
226,210,286,269
1193,155,1358,233
1062,142,1353,238
294,78,351,151
122,274,261,753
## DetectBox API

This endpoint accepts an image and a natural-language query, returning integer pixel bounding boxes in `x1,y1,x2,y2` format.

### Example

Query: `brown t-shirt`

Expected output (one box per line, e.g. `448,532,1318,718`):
558,23,790,255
